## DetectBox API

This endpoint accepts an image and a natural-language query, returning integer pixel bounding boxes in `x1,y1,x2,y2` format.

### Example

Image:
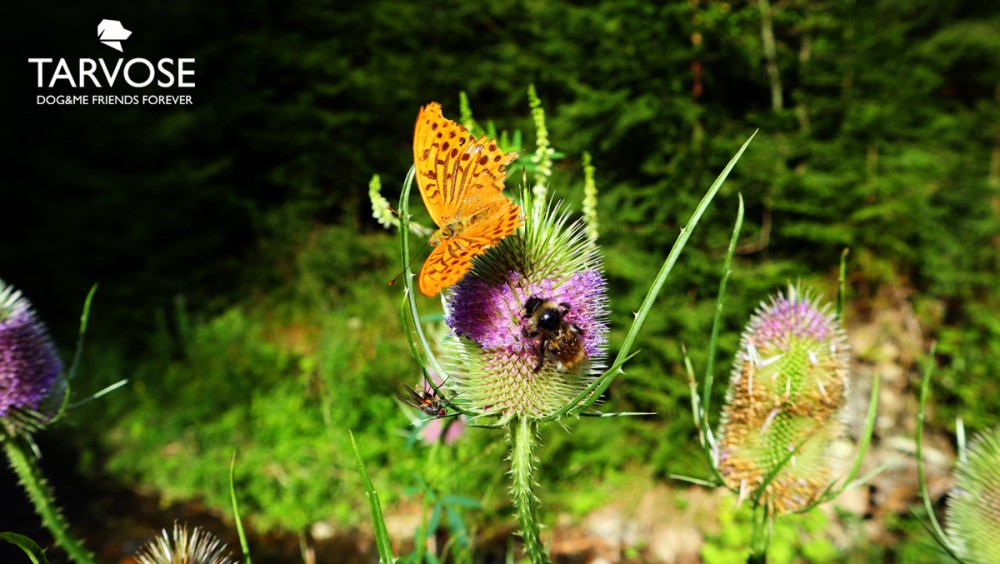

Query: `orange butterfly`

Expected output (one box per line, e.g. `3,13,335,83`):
412,102,522,297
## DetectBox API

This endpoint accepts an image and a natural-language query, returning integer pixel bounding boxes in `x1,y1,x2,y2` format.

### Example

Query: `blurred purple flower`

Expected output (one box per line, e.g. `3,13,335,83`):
420,415,465,446
0,281,64,427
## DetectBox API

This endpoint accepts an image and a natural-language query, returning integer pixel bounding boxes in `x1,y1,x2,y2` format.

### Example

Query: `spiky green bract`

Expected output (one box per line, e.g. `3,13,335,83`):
135,522,236,564
444,189,608,426
477,189,600,285
946,425,1000,563
718,284,849,515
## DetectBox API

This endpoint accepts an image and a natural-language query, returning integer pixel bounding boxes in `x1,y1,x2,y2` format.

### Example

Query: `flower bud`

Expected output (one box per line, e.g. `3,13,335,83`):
717,285,849,514
443,196,608,424
135,522,236,564
946,425,1000,563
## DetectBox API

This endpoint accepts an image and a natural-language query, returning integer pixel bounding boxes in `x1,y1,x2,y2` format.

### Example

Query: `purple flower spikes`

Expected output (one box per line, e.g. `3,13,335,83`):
448,270,606,357
0,280,64,434
441,195,609,424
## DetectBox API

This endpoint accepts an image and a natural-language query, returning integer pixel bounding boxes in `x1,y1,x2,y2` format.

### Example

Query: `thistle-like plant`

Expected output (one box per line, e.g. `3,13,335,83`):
443,192,608,426
916,348,1000,564
682,246,880,561
135,522,237,564
440,190,608,562
0,280,98,563
945,425,1000,563
374,98,757,563
0,280,65,436
717,285,850,515
350,91,755,563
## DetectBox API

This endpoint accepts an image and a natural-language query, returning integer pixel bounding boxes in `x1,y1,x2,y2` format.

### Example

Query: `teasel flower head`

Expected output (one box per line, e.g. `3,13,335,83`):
717,284,849,515
945,425,1000,563
135,522,236,564
0,280,65,436
444,191,608,425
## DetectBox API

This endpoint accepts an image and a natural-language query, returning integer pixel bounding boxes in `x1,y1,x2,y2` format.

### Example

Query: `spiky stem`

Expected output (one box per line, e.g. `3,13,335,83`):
4,435,94,563
508,418,550,564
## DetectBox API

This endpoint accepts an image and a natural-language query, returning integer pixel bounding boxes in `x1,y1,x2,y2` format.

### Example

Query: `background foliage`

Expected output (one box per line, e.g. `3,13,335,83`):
3,0,998,560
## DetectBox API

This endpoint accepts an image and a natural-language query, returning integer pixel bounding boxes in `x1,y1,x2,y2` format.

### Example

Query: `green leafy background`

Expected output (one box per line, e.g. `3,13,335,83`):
3,0,998,561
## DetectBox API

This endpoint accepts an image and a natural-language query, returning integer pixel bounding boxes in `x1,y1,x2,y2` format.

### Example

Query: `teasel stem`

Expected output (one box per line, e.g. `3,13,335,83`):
4,434,94,563
748,505,770,563
508,417,550,564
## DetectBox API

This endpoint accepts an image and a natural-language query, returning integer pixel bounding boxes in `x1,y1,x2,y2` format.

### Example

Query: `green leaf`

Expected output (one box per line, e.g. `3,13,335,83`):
915,344,962,561
0,532,49,564
349,430,396,563
230,453,252,564
553,132,758,421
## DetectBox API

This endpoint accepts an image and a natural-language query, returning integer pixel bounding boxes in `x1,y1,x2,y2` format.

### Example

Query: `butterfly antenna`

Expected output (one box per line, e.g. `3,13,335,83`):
389,240,431,287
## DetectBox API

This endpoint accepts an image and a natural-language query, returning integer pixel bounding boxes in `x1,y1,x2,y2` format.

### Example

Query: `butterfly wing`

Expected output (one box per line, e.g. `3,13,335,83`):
417,200,521,296
413,102,518,227
413,102,522,296
418,239,474,297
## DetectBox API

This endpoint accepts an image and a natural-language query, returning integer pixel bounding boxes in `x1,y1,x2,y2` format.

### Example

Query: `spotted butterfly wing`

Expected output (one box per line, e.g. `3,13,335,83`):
413,102,521,296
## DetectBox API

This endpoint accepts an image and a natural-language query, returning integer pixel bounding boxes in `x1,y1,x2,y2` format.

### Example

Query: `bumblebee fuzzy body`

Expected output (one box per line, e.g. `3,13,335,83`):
522,296,588,373
400,384,448,418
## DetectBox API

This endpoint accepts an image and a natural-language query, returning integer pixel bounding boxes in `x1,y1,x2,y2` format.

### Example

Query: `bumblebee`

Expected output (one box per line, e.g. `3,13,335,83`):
522,296,588,373
400,384,449,418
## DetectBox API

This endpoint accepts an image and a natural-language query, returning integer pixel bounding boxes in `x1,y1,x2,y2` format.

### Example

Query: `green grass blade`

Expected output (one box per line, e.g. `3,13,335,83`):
578,411,655,418
230,453,251,564
67,379,128,410
51,284,99,423
795,372,882,513
702,194,744,429
67,284,97,382
843,372,880,488
399,297,430,376
682,344,704,438
596,132,757,402
849,458,899,490
350,430,396,563
668,474,722,488
0,532,49,564
915,343,961,560
543,132,757,421
910,512,965,563
837,249,849,321
682,344,726,484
